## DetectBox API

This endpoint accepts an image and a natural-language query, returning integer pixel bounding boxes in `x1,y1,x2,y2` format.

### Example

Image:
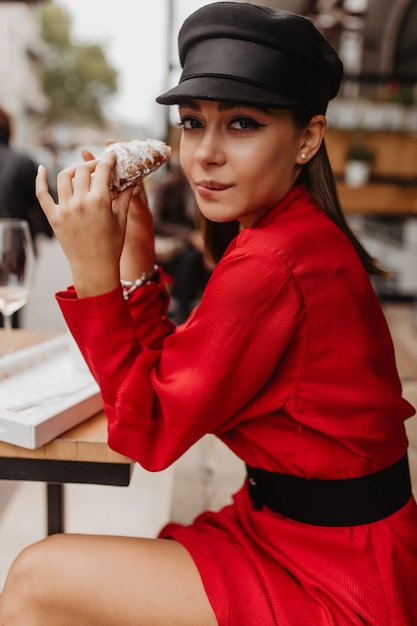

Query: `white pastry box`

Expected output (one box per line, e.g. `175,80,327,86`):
0,334,103,449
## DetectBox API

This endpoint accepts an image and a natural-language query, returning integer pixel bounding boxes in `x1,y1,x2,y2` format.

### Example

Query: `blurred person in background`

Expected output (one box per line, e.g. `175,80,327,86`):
0,105,53,244
0,105,53,327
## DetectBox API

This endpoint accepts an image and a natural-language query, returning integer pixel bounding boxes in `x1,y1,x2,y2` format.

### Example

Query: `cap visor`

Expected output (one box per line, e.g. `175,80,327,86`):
156,76,300,109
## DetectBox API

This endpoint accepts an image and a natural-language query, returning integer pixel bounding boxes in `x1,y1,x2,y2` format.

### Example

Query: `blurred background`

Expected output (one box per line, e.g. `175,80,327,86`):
1,0,417,331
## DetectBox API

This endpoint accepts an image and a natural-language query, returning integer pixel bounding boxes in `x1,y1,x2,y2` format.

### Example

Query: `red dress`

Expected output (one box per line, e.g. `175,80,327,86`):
57,186,417,625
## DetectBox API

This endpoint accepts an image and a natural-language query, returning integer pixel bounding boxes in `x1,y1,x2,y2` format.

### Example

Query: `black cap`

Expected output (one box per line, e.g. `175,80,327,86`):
156,2,343,114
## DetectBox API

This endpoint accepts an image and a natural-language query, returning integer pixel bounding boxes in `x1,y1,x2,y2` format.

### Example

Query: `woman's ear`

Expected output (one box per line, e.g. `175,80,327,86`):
296,115,326,165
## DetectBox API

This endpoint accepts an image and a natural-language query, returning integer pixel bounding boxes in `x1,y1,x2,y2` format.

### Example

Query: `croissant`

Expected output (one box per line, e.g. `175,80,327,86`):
104,138,172,194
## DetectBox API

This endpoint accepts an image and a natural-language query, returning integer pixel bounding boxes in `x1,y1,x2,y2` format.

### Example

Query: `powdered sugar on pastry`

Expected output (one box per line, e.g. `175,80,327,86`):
105,139,172,194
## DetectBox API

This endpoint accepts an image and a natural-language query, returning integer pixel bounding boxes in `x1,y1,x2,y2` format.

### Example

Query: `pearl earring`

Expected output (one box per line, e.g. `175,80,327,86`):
301,153,307,160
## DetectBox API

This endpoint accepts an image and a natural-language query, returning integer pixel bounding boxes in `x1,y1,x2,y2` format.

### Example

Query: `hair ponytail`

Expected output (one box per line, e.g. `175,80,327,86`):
296,135,389,278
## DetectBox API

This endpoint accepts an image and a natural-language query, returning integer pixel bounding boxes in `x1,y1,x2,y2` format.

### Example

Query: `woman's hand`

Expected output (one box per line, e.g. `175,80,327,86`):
36,152,132,297
82,146,157,282
120,181,156,281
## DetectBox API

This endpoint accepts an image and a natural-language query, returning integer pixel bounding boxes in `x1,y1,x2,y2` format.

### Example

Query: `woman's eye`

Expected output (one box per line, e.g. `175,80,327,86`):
177,116,202,130
230,117,262,131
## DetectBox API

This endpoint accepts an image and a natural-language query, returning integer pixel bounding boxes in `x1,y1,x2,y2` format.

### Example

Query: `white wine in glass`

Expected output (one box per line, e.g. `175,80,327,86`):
0,219,35,355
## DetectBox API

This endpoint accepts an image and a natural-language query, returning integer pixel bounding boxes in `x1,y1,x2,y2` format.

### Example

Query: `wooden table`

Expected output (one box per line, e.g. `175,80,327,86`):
0,330,134,535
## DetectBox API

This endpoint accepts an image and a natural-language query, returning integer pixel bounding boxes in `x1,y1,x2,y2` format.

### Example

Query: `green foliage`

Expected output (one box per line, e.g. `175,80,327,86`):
346,142,374,162
40,1,118,125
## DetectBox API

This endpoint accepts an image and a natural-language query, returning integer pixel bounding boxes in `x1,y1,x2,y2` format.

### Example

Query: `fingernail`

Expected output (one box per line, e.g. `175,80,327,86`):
37,164,45,174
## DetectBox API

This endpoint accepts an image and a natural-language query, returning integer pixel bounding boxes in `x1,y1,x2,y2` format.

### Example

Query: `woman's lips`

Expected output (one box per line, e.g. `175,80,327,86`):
195,180,232,198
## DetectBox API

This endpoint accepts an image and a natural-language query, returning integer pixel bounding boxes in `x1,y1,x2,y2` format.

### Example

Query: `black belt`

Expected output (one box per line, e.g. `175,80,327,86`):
246,453,412,526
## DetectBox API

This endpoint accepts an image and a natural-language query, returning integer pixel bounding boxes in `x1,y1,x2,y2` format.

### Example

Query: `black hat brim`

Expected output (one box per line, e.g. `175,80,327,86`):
156,76,301,109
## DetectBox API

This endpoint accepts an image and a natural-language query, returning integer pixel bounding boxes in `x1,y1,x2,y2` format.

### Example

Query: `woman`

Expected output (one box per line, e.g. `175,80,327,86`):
1,3,416,625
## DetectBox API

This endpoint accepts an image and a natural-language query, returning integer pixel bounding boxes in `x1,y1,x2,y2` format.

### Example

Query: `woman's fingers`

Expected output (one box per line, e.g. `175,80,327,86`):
91,151,116,195
132,182,150,208
114,186,134,218
37,152,130,244
81,149,95,162
71,159,100,197
38,154,117,217
35,165,57,218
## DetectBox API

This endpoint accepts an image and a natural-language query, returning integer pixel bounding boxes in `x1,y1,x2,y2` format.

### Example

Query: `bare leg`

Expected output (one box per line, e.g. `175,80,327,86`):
0,534,217,625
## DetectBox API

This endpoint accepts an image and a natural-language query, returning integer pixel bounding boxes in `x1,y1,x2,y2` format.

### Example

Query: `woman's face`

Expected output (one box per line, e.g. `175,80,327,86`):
178,100,306,227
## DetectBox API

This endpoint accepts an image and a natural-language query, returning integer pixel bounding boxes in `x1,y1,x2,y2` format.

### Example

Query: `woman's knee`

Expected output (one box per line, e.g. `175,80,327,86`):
0,535,65,621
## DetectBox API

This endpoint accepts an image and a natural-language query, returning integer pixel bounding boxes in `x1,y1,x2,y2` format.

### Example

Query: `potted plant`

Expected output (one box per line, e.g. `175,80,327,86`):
345,142,374,187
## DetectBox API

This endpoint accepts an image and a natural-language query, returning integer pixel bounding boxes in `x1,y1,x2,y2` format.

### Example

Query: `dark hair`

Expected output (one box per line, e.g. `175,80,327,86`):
0,106,11,144
200,108,388,277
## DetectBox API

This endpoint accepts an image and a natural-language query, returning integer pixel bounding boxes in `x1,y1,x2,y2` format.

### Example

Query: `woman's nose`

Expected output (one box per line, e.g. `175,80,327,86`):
195,129,225,166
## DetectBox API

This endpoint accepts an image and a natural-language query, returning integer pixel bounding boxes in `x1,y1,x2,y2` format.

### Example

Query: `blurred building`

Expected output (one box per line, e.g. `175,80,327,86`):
242,0,417,82
0,0,47,149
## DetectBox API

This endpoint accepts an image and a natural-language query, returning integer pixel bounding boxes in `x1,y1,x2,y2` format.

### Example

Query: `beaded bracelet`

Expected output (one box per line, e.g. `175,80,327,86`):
120,265,159,300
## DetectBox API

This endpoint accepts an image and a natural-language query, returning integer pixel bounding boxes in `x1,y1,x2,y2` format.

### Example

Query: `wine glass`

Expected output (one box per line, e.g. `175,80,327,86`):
0,219,35,355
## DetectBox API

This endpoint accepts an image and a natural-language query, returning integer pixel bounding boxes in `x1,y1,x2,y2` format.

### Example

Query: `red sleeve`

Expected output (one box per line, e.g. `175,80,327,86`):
57,245,304,470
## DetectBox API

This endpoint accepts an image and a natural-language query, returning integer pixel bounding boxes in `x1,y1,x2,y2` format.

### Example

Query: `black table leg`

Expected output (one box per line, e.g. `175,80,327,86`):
0,458,132,536
47,483,64,535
